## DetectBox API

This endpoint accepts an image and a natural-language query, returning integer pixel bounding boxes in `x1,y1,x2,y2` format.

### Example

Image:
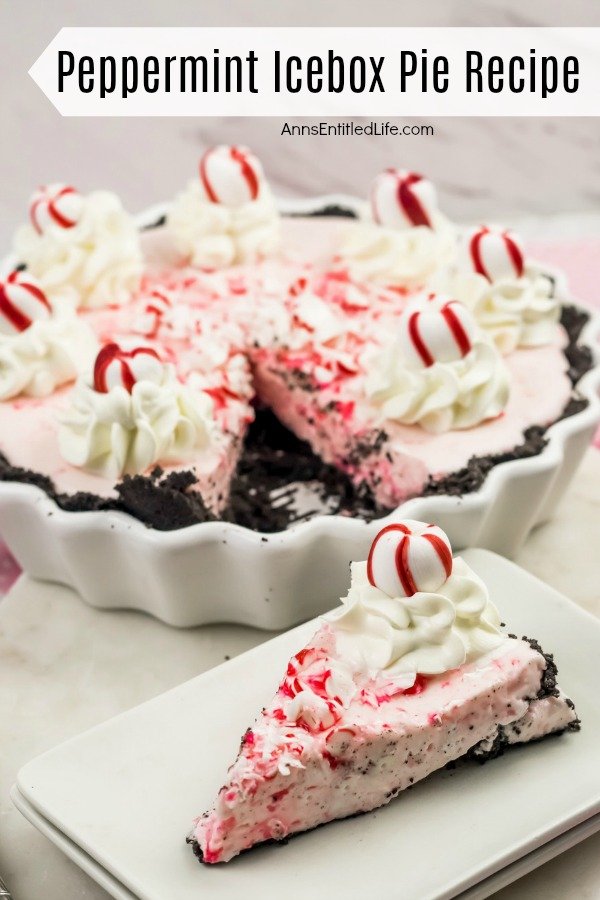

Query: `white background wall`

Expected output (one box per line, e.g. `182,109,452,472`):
1,0,599,244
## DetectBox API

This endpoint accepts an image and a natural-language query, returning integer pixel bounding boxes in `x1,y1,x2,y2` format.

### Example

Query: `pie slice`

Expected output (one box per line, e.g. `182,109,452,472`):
188,521,579,865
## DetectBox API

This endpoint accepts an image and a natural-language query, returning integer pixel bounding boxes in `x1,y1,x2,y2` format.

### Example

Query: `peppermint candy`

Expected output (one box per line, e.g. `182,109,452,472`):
283,648,354,705
398,294,476,368
288,276,309,298
93,343,163,394
136,288,174,337
371,169,437,230
145,288,173,317
281,646,356,732
367,520,453,598
285,691,340,732
0,269,52,336
29,184,84,235
199,145,263,207
467,226,525,283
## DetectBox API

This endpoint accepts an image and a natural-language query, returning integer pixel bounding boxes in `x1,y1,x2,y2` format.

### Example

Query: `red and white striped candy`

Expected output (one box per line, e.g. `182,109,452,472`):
199,145,263,207
371,169,437,230
145,288,173,316
367,520,453,598
145,288,173,322
29,184,84,235
93,343,163,394
0,269,52,336
467,226,524,283
135,289,174,338
398,295,476,368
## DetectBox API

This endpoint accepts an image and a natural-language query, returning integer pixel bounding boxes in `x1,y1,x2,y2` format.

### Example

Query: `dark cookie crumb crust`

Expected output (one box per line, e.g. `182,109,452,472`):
289,203,358,220
468,634,581,764
0,306,592,532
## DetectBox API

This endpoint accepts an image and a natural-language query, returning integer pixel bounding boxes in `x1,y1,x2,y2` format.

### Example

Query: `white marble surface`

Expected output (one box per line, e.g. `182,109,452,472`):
2,0,600,248
0,448,599,900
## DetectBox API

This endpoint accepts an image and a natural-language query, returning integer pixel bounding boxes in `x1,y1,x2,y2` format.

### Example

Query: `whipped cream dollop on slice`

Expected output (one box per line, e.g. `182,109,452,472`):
58,343,216,480
14,185,143,309
363,292,510,433
0,270,98,400
327,519,504,676
433,226,560,354
167,145,281,268
337,169,457,289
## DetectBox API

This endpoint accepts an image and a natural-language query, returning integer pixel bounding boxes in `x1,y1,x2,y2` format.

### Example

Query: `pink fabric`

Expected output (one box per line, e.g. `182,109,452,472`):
0,543,20,594
525,237,600,311
0,237,599,597
525,237,600,450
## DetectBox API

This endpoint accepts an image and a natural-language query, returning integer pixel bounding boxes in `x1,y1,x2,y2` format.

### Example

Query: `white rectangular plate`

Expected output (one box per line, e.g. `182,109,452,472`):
15,550,600,900
11,787,600,900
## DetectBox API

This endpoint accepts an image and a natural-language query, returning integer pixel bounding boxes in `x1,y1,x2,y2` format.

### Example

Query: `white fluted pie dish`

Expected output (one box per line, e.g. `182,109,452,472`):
0,196,599,629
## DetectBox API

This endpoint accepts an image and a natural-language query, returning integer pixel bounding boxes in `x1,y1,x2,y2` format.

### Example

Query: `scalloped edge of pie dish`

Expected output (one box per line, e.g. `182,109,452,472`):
0,194,599,629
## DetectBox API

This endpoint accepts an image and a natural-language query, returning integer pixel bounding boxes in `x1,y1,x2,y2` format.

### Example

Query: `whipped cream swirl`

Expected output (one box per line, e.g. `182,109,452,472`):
338,215,457,290
14,191,143,309
0,315,98,400
167,180,281,269
58,365,216,480
363,293,510,434
327,555,504,676
364,339,509,434
435,267,560,354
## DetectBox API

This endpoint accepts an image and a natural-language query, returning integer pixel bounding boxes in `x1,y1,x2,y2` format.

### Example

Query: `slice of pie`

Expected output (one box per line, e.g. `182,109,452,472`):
188,520,579,864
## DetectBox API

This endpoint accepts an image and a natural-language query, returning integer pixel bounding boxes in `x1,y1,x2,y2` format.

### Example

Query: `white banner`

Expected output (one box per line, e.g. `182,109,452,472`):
29,27,600,117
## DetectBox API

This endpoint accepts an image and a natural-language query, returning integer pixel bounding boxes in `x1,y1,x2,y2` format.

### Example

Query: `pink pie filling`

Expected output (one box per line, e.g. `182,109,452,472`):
0,389,242,509
0,219,573,516
253,336,571,508
191,625,576,863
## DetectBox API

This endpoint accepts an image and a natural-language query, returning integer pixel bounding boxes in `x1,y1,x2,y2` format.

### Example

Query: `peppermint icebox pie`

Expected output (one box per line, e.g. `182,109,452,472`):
188,520,579,863
0,147,593,531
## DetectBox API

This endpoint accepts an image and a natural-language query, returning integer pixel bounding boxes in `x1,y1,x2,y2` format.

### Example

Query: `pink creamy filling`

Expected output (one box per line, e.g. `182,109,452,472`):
0,218,573,514
0,389,240,509
252,336,571,508
193,628,576,863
